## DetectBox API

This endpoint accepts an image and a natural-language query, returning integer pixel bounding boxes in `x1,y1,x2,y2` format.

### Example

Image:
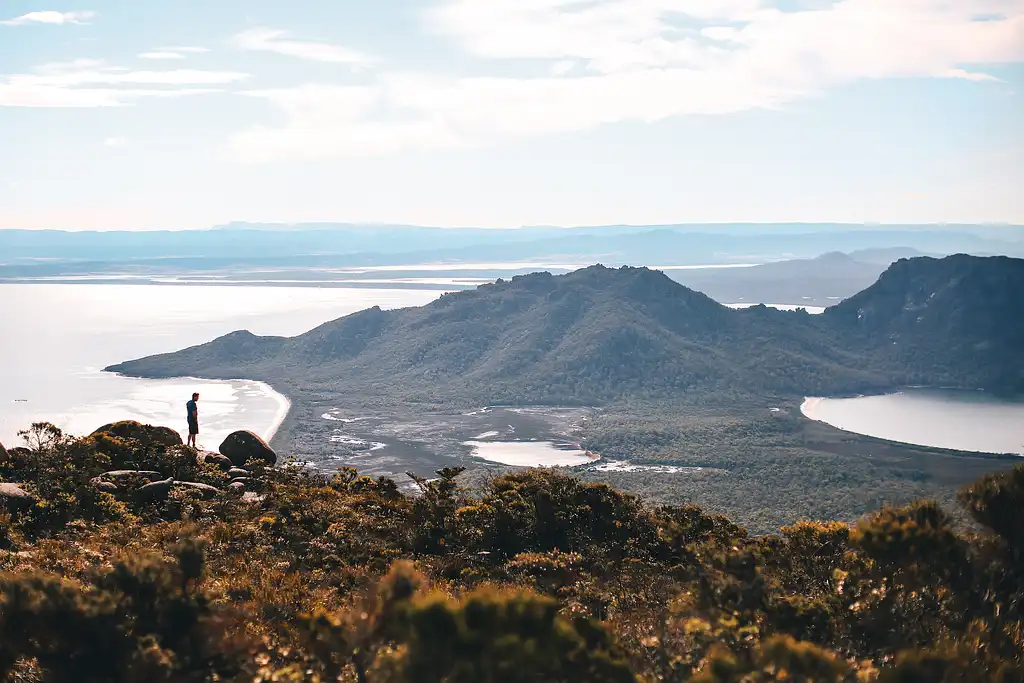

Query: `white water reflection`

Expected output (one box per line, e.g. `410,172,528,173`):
464,440,597,467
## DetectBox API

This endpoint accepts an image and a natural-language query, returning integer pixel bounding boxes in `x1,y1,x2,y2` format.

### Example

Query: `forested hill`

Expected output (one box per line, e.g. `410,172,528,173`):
824,254,1024,392
107,256,1024,402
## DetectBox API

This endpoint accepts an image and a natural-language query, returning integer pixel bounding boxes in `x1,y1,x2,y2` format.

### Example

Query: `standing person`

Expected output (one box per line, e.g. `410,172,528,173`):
186,392,199,448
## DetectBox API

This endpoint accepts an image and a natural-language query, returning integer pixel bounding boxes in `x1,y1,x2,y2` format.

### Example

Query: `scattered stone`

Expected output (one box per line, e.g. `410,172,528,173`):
229,477,252,487
198,451,233,471
136,477,174,502
173,482,221,499
219,431,277,467
89,477,119,494
99,470,163,482
92,421,182,448
227,467,249,479
228,481,246,494
0,483,35,512
240,491,264,504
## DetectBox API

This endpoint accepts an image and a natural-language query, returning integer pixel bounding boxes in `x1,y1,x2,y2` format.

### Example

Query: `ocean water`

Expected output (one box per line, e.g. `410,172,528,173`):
801,390,1024,455
0,284,445,449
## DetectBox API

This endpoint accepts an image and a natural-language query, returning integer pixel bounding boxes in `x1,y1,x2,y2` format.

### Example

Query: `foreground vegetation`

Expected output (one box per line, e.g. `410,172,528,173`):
2,422,1023,682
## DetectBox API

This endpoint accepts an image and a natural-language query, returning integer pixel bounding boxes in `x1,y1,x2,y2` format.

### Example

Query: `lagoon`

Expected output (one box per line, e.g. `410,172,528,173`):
801,390,1024,455
464,440,597,467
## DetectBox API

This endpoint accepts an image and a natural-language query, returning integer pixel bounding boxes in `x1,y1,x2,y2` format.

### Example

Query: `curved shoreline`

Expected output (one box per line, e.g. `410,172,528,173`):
252,380,291,443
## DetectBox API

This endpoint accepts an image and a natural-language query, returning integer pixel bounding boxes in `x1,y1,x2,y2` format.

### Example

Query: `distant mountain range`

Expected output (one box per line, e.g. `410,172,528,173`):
664,250,928,305
2,224,1021,270
108,255,1024,404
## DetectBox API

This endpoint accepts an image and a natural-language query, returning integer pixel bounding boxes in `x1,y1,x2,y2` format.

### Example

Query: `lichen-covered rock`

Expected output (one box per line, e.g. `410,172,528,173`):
136,477,174,502
0,483,35,512
173,482,220,499
198,451,233,471
92,421,182,448
90,478,120,494
219,431,277,467
99,470,163,482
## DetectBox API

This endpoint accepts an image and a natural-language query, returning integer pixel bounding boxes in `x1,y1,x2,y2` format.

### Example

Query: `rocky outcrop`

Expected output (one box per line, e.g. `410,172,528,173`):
90,478,119,494
0,483,35,512
92,421,182,448
219,431,276,467
198,451,233,471
136,477,174,502
173,482,220,500
0,441,8,465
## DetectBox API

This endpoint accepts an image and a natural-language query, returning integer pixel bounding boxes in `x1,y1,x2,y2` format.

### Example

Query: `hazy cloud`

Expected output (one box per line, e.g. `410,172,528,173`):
0,60,247,107
139,51,187,60
0,10,95,26
232,28,374,65
230,0,1024,161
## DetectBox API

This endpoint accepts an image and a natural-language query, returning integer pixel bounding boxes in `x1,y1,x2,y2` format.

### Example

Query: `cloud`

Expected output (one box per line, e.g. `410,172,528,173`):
229,0,1024,160
140,46,211,59
139,51,187,60
161,46,210,53
104,137,127,147
550,60,576,75
0,59,247,107
0,10,95,26
231,27,374,65
944,68,1002,82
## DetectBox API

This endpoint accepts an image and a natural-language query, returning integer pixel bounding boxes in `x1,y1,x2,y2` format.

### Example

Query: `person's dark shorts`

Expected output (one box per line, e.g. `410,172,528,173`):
188,419,199,435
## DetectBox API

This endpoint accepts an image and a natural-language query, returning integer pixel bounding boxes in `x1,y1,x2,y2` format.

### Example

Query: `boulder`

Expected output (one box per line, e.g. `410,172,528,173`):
99,470,163,483
228,481,246,494
227,467,249,479
219,431,276,467
173,482,220,500
229,477,252,487
0,483,35,512
136,477,174,502
92,421,182,448
198,451,233,471
89,477,120,494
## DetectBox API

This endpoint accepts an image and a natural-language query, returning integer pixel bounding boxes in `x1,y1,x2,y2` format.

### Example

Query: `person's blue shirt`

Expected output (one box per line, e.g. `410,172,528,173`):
186,399,197,421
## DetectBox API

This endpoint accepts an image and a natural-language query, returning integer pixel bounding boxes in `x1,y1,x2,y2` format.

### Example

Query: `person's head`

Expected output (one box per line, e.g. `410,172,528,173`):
192,392,199,401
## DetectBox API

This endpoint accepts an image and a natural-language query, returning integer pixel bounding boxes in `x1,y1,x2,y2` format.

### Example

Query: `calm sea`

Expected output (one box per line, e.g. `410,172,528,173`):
0,284,444,449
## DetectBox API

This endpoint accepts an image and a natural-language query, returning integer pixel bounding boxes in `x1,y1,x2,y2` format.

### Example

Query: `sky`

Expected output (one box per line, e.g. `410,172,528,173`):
0,0,1022,230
